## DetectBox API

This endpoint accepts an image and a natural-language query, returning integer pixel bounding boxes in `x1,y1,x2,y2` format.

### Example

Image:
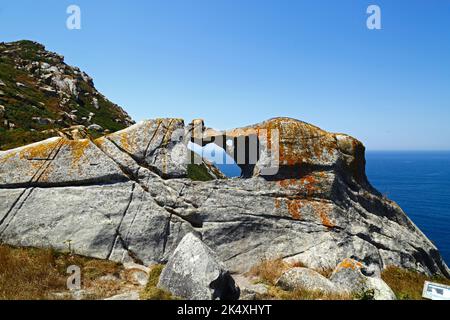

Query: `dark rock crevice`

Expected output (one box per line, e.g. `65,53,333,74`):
0,188,29,232
0,187,35,238
106,183,136,260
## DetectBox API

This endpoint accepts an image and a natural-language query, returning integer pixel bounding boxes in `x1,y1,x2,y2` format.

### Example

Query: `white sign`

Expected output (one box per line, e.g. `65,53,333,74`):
422,281,450,300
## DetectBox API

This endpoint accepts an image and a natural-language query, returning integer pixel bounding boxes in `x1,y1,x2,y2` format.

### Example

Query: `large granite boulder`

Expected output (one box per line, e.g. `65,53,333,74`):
158,233,240,300
0,117,449,286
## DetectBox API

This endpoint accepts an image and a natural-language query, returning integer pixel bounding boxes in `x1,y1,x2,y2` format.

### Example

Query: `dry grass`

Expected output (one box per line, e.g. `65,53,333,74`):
248,258,291,285
83,280,124,300
258,286,352,300
381,266,450,300
0,244,130,300
0,245,66,299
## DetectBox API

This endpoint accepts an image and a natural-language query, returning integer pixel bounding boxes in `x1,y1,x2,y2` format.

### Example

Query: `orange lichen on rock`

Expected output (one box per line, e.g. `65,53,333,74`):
274,198,303,220
336,258,363,271
276,174,318,198
265,118,333,167
200,117,342,175
286,199,302,220
277,178,301,189
301,175,317,196
274,198,281,209
310,202,335,229
318,210,335,229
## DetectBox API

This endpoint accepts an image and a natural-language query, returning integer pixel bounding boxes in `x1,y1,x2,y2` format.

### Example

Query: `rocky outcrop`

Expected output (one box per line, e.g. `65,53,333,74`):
158,233,240,300
0,40,134,150
0,117,449,286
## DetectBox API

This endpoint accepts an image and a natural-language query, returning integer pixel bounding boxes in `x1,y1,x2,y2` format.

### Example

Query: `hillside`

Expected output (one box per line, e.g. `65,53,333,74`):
0,40,134,150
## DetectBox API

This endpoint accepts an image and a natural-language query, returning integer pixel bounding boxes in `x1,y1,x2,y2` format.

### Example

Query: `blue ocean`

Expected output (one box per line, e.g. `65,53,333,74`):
366,151,450,266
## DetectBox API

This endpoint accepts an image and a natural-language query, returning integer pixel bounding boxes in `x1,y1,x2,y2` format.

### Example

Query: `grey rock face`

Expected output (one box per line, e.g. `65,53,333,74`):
329,259,396,300
276,267,339,293
0,117,449,287
158,233,240,300
105,119,189,179
0,138,128,188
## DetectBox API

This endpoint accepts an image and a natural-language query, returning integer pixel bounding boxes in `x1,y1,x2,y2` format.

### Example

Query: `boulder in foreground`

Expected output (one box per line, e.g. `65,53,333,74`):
276,267,340,294
158,233,240,300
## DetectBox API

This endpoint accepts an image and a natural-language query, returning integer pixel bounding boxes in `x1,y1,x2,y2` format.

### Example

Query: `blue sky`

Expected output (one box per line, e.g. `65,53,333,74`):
1,0,450,150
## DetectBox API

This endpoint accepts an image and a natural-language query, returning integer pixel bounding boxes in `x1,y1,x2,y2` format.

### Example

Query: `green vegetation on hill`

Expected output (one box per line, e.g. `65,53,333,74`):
0,40,133,150
0,128,55,151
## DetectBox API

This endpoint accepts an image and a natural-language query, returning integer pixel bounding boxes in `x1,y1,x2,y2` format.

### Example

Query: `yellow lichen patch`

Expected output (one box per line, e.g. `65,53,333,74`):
63,139,91,168
0,139,62,171
337,258,363,271
18,139,61,161
93,137,106,149
119,130,131,153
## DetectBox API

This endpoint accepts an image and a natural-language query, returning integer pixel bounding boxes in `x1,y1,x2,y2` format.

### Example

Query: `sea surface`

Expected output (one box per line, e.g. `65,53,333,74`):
366,151,450,266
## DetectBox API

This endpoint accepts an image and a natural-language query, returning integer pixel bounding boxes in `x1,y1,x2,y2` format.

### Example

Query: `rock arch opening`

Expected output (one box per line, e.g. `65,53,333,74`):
187,119,282,179
187,141,242,178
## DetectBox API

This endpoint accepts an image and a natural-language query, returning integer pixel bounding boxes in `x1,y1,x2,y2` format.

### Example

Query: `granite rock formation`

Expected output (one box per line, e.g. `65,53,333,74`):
0,117,449,282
